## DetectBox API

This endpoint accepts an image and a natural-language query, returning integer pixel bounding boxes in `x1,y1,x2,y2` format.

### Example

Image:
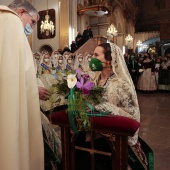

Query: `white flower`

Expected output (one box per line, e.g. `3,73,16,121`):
67,74,77,89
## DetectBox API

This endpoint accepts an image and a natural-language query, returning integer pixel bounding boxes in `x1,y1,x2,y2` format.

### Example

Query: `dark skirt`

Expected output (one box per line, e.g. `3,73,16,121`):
158,69,170,90
159,69,170,85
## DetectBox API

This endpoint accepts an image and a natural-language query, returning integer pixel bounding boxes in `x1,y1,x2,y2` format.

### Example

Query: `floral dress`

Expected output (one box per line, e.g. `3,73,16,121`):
137,59,157,91
94,73,140,145
93,73,153,170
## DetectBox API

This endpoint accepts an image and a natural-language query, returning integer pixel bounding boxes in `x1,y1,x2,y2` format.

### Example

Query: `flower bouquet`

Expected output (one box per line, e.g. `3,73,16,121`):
53,69,110,134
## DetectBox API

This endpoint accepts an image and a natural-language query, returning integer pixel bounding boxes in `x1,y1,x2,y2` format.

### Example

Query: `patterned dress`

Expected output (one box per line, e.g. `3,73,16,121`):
94,73,140,145
137,59,157,91
93,73,153,170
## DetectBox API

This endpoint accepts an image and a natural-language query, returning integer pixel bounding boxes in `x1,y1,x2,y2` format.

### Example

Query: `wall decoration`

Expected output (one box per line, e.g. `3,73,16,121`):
37,9,55,39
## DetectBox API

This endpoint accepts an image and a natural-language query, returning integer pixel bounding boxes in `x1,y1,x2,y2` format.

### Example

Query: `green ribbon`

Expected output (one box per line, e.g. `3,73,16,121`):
44,139,59,165
67,90,111,134
52,129,58,156
128,137,154,170
68,88,78,134
85,102,95,112
86,112,111,117
138,137,154,170
85,102,110,116
83,117,87,130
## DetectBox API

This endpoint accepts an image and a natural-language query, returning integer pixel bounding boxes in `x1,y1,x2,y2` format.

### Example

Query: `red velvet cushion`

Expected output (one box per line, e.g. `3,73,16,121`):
51,111,69,125
51,111,140,136
92,115,140,135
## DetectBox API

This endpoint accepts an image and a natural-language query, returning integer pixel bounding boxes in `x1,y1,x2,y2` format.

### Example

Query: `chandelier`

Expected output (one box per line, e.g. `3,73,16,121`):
107,24,118,37
125,34,133,42
136,40,142,46
143,44,148,49
40,0,55,36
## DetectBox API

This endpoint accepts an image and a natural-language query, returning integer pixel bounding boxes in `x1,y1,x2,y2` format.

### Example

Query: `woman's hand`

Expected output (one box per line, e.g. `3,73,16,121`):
38,86,50,101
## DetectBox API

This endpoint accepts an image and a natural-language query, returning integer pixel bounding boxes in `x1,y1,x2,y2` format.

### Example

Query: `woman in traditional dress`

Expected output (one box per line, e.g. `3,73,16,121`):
65,54,74,71
63,51,71,61
41,112,62,170
37,52,66,114
34,53,62,170
32,52,41,77
38,52,52,76
55,55,66,73
137,52,157,91
158,56,170,90
74,52,85,72
51,50,61,68
89,43,154,170
84,52,97,80
155,56,161,85
84,52,92,71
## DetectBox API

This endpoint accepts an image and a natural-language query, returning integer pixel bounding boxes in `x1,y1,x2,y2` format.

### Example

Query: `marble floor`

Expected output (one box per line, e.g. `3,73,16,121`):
137,91,170,170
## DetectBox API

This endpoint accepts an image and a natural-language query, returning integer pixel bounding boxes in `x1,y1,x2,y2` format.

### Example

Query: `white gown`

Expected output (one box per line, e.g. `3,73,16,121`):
0,6,44,170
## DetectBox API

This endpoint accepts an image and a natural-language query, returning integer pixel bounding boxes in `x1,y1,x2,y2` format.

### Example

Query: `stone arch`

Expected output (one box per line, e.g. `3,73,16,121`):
39,44,54,55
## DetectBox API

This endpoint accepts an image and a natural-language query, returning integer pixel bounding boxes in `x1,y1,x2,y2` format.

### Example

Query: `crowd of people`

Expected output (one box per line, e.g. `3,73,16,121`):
69,25,94,53
125,52,170,91
0,0,155,170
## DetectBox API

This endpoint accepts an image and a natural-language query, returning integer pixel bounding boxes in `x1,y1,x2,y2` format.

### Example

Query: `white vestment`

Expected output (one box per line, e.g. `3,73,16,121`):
0,6,44,170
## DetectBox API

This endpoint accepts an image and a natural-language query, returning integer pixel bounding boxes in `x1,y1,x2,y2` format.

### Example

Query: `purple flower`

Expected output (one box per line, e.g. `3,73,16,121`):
75,68,81,80
76,76,94,95
83,74,90,81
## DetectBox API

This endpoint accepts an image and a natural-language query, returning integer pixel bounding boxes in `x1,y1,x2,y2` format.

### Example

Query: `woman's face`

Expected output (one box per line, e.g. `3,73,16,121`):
164,57,168,62
87,54,92,62
67,57,72,64
43,54,50,63
78,55,83,62
93,46,107,63
54,51,59,56
36,54,40,60
65,54,69,59
144,53,149,58
58,56,63,64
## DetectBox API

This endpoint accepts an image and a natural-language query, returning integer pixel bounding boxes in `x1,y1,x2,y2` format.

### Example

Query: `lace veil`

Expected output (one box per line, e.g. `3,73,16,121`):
73,52,85,71
39,52,52,68
110,43,135,89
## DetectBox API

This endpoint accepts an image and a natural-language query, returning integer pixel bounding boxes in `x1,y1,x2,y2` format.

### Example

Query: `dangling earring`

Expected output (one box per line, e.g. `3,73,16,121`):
107,62,112,70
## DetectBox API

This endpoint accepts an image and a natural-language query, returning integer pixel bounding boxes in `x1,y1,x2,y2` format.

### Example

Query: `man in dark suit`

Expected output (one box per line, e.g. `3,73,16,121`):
70,41,78,53
83,25,93,42
128,53,138,87
75,32,84,48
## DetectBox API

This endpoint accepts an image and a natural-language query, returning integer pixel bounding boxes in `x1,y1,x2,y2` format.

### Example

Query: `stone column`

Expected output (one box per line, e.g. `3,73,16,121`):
59,0,69,50
69,0,77,45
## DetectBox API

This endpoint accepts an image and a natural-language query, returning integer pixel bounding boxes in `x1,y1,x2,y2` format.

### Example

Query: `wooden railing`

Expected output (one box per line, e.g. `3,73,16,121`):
72,35,107,56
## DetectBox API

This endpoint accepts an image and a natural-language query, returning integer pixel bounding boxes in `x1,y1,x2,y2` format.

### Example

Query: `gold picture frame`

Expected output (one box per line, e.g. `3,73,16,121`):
37,9,55,39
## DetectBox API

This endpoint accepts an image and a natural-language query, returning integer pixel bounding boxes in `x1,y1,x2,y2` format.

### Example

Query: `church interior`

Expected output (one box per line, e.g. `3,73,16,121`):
1,0,170,170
